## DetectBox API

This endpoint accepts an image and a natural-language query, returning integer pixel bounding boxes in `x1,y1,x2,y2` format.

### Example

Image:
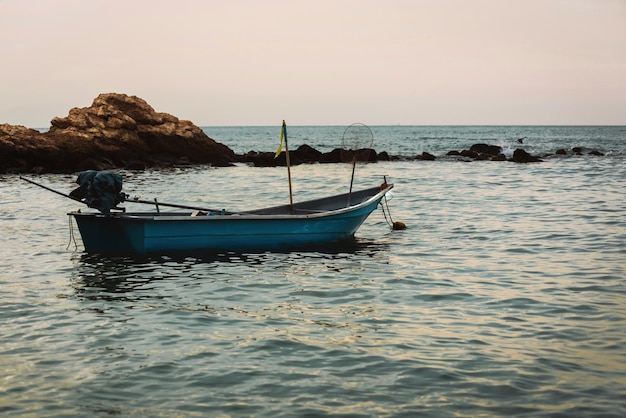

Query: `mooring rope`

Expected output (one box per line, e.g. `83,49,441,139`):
380,194,406,231
67,214,78,251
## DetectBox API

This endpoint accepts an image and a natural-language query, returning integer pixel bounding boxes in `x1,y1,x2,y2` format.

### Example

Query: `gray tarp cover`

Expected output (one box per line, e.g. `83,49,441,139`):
70,170,124,214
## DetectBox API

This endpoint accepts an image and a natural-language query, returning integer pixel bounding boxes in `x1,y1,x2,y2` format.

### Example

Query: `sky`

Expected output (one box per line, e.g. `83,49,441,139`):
1,0,625,127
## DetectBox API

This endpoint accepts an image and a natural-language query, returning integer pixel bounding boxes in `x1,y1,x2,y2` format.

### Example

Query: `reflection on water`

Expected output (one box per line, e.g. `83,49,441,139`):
70,238,390,301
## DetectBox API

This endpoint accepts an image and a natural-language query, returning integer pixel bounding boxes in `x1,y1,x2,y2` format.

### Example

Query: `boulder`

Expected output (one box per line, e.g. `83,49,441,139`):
460,149,478,159
415,152,436,161
0,124,60,173
511,148,542,163
1,93,236,173
339,148,377,162
377,151,390,161
243,145,381,167
320,148,344,163
469,143,502,156
293,144,323,163
243,151,285,167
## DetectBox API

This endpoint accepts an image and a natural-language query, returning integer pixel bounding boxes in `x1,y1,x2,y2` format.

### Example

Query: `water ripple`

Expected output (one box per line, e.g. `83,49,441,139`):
2,140,626,417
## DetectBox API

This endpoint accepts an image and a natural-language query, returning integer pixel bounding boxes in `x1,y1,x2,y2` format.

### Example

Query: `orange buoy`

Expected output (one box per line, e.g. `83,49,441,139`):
392,221,406,230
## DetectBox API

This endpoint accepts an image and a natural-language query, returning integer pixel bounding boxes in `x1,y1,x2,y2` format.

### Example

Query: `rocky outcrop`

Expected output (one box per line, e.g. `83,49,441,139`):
1,93,236,173
241,146,378,167
512,148,542,163
237,143,549,167
415,152,436,161
4,101,605,172
469,143,502,156
445,143,539,163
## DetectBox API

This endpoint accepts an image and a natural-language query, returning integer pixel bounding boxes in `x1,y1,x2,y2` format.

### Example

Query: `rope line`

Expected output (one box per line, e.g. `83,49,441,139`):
67,215,78,251
380,193,406,231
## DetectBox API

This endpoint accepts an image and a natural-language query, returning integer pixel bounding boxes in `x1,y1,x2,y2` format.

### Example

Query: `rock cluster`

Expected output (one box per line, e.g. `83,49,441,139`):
1,93,235,173
445,143,542,163
2,94,606,173
242,143,543,167
241,146,378,167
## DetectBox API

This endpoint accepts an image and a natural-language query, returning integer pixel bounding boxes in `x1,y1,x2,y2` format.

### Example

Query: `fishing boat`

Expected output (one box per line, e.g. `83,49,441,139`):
21,123,403,254
67,182,394,254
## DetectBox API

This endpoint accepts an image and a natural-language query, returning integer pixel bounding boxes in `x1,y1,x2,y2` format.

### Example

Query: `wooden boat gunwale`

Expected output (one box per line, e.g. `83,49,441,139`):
68,184,393,221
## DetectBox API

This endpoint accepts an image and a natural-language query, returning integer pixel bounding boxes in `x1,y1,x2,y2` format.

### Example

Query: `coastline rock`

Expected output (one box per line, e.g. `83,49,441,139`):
511,148,542,163
319,148,377,164
469,143,502,156
377,151,390,161
242,146,379,167
416,152,436,161
0,124,60,173
1,93,236,173
443,143,543,163
294,144,323,163
6,106,597,172
460,149,479,159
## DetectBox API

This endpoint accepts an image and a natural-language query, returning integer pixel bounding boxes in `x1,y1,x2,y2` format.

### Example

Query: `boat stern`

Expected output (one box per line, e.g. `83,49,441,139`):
69,212,147,253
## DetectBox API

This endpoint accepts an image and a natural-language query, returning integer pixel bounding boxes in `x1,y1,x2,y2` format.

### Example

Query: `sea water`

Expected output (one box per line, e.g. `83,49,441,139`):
1,126,625,417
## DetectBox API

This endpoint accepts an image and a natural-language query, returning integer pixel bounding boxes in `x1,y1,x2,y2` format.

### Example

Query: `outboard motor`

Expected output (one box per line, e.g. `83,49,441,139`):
70,170,125,215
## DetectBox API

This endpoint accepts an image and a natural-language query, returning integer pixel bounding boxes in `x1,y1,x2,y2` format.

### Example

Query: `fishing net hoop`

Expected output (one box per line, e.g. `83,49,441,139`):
341,123,374,151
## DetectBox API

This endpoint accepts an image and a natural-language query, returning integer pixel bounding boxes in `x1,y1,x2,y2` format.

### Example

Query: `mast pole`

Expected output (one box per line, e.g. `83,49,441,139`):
283,120,293,208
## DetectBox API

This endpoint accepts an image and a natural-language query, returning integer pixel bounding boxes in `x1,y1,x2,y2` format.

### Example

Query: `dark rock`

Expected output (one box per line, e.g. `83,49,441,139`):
320,148,344,163
511,148,542,163
243,145,382,167
416,152,436,161
460,150,478,159
293,144,323,163
1,93,236,173
378,151,390,161
555,148,567,155
469,143,502,156
127,160,147,170
446,150,461,156
361,148,378,162
348,148,377,162
589,150,604,156
243,151,282,167
491,154,507,161
572,147,583,155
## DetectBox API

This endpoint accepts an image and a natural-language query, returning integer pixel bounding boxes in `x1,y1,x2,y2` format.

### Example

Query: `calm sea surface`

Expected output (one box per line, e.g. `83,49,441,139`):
2,126,625,417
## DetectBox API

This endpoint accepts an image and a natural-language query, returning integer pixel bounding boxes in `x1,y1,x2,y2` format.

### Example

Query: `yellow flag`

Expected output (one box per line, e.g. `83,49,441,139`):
274,120,286,158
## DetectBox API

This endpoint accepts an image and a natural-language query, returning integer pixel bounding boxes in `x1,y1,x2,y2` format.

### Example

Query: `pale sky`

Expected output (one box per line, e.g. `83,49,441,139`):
1,0,625,127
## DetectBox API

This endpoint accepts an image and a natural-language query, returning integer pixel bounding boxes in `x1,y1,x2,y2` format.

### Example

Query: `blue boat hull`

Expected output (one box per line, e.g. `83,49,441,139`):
69,185,392,254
